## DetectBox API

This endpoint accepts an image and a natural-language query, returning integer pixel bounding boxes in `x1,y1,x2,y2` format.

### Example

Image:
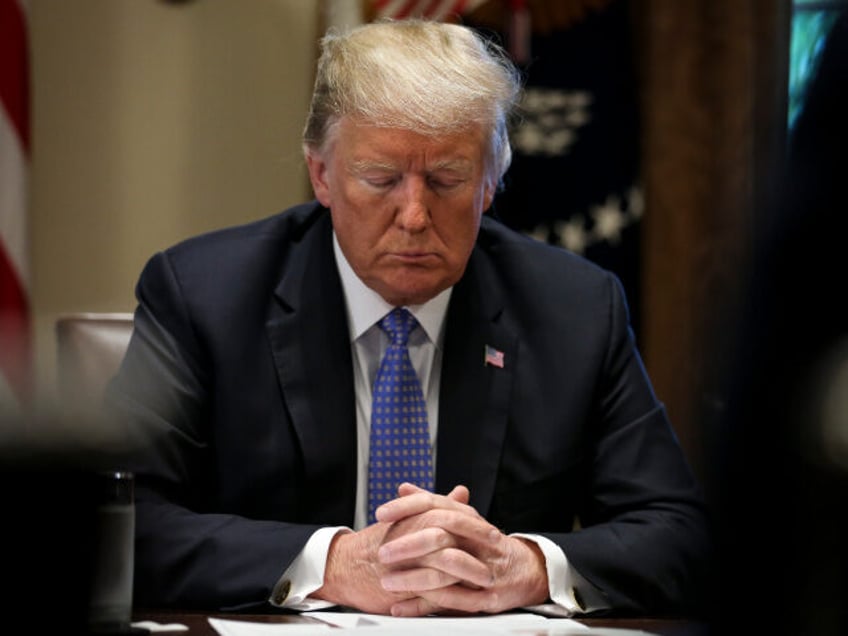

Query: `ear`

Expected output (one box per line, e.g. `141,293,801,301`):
305,150,332,208
483,179,497,212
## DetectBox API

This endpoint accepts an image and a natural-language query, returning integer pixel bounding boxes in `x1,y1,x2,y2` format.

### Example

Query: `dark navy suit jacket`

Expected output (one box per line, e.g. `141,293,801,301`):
107,201,710,615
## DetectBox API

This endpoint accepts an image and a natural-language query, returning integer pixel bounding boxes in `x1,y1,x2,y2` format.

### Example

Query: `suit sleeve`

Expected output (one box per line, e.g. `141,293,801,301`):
545,272,712,616
104,251,319,611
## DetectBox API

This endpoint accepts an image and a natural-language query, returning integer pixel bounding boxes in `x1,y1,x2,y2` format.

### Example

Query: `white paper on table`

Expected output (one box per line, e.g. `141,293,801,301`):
209,612,590,635
312,610,585,630
209,612,677,636
515,629,658,636
132,620,190,632
208,617,334,636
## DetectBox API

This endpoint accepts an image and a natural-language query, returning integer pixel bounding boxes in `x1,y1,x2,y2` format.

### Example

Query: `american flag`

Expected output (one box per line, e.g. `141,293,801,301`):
484,345,504,368
322,0,489,33
368,0,488,22
0,0,31,408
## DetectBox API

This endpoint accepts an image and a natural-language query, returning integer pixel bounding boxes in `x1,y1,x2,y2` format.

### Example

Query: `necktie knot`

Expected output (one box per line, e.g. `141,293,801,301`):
379,307,417,346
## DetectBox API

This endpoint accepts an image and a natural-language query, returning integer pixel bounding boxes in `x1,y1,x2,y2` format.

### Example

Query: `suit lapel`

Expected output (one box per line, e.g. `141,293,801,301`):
436,247,516,517
265,211,357,525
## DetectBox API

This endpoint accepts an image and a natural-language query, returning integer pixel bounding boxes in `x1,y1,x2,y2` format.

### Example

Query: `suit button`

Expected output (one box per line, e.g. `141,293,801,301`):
273,579,292,605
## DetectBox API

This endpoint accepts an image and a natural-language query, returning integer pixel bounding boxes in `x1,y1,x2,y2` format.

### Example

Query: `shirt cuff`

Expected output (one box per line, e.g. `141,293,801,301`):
511,532,610,617
269,526,351,611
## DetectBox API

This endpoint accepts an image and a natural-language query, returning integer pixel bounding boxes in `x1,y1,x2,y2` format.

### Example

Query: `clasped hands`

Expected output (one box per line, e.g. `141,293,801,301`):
315,483,549,616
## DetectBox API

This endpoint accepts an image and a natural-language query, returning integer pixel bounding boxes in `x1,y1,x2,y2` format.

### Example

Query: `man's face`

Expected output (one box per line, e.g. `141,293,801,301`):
306,117,496,306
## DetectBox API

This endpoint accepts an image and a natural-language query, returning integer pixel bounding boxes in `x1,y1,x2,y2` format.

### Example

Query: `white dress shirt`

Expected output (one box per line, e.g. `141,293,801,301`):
270,234,598,616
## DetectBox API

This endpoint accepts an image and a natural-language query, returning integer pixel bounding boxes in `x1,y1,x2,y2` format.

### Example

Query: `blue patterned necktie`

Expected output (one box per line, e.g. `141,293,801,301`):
367,307,434,524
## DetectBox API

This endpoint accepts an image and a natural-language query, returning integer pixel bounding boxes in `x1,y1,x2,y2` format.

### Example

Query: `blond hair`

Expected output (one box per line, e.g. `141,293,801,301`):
302,19,522,187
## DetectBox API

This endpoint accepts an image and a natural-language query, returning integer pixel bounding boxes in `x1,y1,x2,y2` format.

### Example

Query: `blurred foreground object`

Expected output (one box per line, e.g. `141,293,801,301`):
711,9,848,636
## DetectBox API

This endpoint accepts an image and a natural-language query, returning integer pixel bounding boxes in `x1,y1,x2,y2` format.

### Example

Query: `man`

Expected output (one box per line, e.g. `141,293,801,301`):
107,19,709,618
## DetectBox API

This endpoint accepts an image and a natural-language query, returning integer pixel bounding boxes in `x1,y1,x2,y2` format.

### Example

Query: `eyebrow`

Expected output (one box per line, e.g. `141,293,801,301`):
349,158,474,174
349,159,396,174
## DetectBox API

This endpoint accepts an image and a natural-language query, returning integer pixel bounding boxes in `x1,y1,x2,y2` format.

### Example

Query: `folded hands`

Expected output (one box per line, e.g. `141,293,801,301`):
315,483,549,616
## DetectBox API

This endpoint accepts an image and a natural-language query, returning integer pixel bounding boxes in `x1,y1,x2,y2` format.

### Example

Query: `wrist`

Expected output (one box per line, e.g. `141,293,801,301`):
516,537,551,605
313,529,354,606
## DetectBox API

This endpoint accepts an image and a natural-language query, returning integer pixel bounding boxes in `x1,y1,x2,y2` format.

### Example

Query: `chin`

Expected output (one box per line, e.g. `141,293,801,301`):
374,269,456,306
380,284,444,306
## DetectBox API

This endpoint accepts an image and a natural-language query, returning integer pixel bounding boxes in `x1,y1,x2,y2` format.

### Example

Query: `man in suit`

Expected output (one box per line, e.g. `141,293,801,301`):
107,19,709,618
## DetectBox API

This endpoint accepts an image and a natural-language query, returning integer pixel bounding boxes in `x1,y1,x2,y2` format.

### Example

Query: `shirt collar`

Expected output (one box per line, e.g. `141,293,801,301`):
333,233,452,345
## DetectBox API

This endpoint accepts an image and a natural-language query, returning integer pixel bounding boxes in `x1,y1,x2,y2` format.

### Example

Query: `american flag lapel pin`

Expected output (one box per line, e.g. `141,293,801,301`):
484,344,505,368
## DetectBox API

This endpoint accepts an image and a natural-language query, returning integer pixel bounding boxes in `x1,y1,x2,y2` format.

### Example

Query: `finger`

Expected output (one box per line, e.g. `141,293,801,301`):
376,490,480,523
396,482,423,498
389,595,440,618
381,547,494,591
379,525,453,562
380,565,461,593
447,484,470,504
378,513,500,563
391,585,499,617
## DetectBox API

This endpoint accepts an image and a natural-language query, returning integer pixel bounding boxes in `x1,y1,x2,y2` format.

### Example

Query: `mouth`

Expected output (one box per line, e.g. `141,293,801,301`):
387,251,442,268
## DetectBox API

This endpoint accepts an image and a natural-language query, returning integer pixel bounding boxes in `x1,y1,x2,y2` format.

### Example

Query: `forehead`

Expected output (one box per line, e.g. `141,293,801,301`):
332,116,487,168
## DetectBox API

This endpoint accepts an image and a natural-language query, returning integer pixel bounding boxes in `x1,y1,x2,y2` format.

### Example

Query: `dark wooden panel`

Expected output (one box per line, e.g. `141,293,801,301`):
633,0,790,477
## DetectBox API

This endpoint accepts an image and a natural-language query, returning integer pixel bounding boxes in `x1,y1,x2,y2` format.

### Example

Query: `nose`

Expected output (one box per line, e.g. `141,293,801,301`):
395,177,431,232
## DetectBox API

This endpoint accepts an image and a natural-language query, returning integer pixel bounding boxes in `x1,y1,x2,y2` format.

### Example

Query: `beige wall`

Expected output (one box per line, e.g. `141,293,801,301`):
28,0,319,396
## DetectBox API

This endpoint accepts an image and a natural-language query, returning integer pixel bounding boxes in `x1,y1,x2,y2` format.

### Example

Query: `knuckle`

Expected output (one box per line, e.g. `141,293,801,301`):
435,527,454,548
441,547,464,569
416,596,433,616
483,591,499,612
433,569,453,588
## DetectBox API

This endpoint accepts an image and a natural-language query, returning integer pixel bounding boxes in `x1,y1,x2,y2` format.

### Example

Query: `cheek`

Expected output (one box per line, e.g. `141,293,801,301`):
442,208,483,248
331,208,385,261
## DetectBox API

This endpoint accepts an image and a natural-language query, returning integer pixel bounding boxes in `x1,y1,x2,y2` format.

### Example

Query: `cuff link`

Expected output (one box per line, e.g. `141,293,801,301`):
272,579,292,605
571,586,587,612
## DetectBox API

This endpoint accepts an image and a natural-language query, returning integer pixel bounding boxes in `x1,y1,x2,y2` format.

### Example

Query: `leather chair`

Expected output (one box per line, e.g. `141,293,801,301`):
0,312,138,632
55,312,134,409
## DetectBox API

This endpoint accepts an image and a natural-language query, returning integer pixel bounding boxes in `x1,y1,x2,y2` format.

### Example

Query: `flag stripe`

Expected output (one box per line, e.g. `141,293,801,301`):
374,0,483,20
0,0,31,404
0,242,30,400
0,115,27,284
425,0,463,21
0,0,30,153
389,0,422,19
